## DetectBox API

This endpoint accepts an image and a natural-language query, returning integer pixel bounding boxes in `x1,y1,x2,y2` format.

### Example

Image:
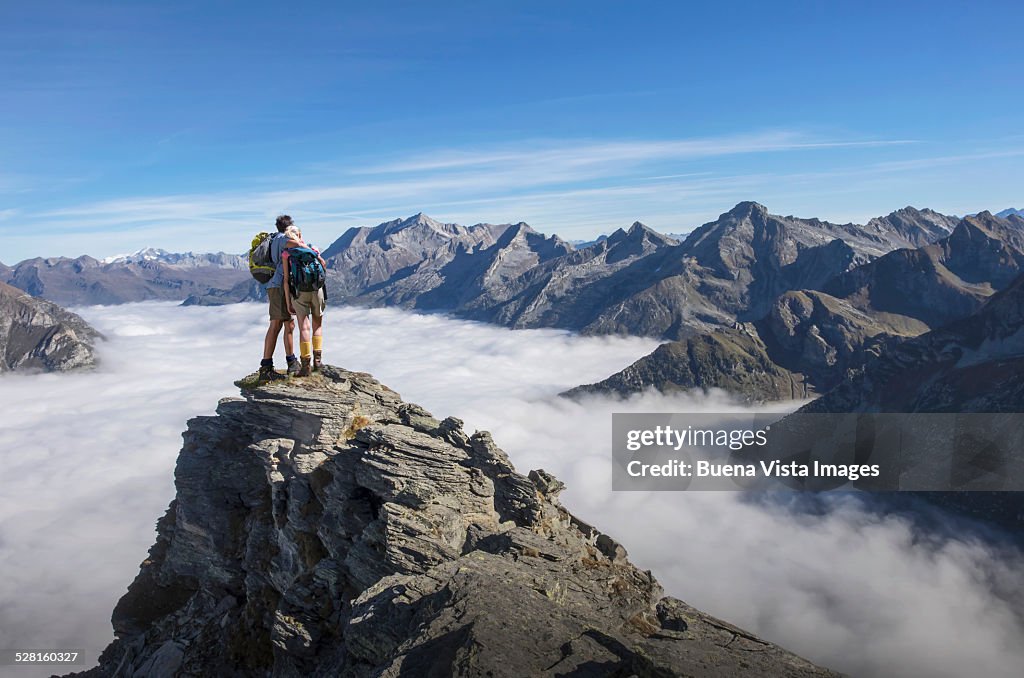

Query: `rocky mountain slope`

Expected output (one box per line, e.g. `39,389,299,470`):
802,270,1024,413
570,211,1023,401
322,213,574,310
71,368,838,677
0,281,101,372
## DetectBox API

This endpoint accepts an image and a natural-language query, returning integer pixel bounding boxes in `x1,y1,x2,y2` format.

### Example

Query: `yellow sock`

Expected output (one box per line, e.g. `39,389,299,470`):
312,336,323,351
300,341,312,359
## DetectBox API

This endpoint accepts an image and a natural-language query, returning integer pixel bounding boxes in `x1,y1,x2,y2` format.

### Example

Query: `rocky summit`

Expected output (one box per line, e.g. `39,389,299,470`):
0,281,101,372
71,367,837,677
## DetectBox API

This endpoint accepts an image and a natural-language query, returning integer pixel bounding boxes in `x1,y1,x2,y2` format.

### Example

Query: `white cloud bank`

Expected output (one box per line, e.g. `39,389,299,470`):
0,302,1021,677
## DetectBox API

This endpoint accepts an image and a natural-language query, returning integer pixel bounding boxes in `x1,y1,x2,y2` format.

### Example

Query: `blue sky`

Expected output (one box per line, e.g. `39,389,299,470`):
1,0,1021,262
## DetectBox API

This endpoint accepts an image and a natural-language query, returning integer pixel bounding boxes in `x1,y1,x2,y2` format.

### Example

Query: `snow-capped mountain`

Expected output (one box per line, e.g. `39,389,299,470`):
102,248,246,269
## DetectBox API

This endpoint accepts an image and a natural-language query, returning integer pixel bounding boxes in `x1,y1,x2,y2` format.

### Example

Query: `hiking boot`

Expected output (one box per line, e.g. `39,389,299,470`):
258,364,286,383
313,350,323,372
286,356,300,377
298,356,312,377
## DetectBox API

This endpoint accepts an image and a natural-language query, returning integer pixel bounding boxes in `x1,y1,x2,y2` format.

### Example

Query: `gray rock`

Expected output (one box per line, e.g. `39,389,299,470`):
67,366,839,677
0,281,102,372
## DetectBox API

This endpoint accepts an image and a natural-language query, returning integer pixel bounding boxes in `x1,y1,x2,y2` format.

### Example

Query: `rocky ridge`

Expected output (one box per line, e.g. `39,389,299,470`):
72,367,838,677
0,281,102,372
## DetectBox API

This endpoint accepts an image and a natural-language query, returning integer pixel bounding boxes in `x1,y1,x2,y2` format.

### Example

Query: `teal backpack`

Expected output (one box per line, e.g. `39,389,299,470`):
287,246,327,295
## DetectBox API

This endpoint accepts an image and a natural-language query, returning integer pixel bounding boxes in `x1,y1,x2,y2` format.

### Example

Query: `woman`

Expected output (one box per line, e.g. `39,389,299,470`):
281,225,327,377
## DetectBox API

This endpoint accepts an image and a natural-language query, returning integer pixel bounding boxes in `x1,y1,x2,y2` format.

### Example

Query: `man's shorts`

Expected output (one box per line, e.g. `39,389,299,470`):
268,287,291,321
293,289,326,322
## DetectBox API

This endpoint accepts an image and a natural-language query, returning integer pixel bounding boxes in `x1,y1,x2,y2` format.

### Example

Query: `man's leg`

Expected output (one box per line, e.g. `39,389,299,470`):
260,289,290,382
263,319,283,360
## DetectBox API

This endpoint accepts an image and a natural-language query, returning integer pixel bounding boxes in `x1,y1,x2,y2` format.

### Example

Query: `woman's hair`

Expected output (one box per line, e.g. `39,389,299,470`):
284,225,303,243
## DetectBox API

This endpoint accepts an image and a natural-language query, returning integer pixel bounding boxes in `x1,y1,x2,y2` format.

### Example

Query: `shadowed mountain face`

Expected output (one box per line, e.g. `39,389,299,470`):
802,271,1024,414
822,212,1024,327
66,368,838,677
0,281,102,372
570,211,1024,401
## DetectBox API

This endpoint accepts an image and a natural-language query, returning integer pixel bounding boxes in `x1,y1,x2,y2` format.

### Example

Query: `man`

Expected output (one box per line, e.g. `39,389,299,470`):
257,215,300,382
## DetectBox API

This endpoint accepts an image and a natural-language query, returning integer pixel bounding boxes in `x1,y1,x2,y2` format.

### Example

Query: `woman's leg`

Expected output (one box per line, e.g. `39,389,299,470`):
296,300,314,376
312,290,324,370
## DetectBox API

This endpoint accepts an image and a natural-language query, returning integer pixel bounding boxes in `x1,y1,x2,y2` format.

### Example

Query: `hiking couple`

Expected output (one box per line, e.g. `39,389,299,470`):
255,215,328,383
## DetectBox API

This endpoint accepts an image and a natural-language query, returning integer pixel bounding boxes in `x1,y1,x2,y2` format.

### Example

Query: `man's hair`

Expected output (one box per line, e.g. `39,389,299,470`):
275,215,294,233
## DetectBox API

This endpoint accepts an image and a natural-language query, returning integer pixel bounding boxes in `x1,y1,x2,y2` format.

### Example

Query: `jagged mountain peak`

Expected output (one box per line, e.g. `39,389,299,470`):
731,200,769,213
381,212,453,235
723,200,770,220
603,221,676,248
957,210,1012,234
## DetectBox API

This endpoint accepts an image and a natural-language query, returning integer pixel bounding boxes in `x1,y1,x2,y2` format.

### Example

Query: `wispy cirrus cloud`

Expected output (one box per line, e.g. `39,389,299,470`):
29,131,905,227
359,132,915,174
9,129,1020,262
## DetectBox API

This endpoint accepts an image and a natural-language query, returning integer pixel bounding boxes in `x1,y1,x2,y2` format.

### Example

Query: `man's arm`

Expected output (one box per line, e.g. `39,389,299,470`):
281,250,296,315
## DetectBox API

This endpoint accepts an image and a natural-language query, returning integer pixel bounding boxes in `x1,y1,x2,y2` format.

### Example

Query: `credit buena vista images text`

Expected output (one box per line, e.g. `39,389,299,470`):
626,459,882,481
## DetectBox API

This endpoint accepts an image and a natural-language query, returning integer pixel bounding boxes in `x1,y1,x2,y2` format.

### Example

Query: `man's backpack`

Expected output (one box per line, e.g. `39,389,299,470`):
248,232,277,284
287,246,326,294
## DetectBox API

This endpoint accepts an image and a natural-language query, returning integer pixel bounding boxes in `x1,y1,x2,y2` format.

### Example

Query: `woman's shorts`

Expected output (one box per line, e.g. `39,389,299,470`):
293,288,326,320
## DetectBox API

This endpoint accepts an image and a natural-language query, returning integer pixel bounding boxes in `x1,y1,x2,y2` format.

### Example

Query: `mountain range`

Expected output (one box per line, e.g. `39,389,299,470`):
569,210,1024,401
309,203,960,339
0,203,965,334
1,253,251,306
102,248,246,269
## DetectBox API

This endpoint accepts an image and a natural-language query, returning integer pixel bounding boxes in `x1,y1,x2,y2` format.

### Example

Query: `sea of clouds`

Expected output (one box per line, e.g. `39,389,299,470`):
0,301,1022,677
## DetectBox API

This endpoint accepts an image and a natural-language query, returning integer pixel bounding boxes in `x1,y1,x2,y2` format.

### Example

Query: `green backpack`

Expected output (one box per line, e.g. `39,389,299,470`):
248,232,276,283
